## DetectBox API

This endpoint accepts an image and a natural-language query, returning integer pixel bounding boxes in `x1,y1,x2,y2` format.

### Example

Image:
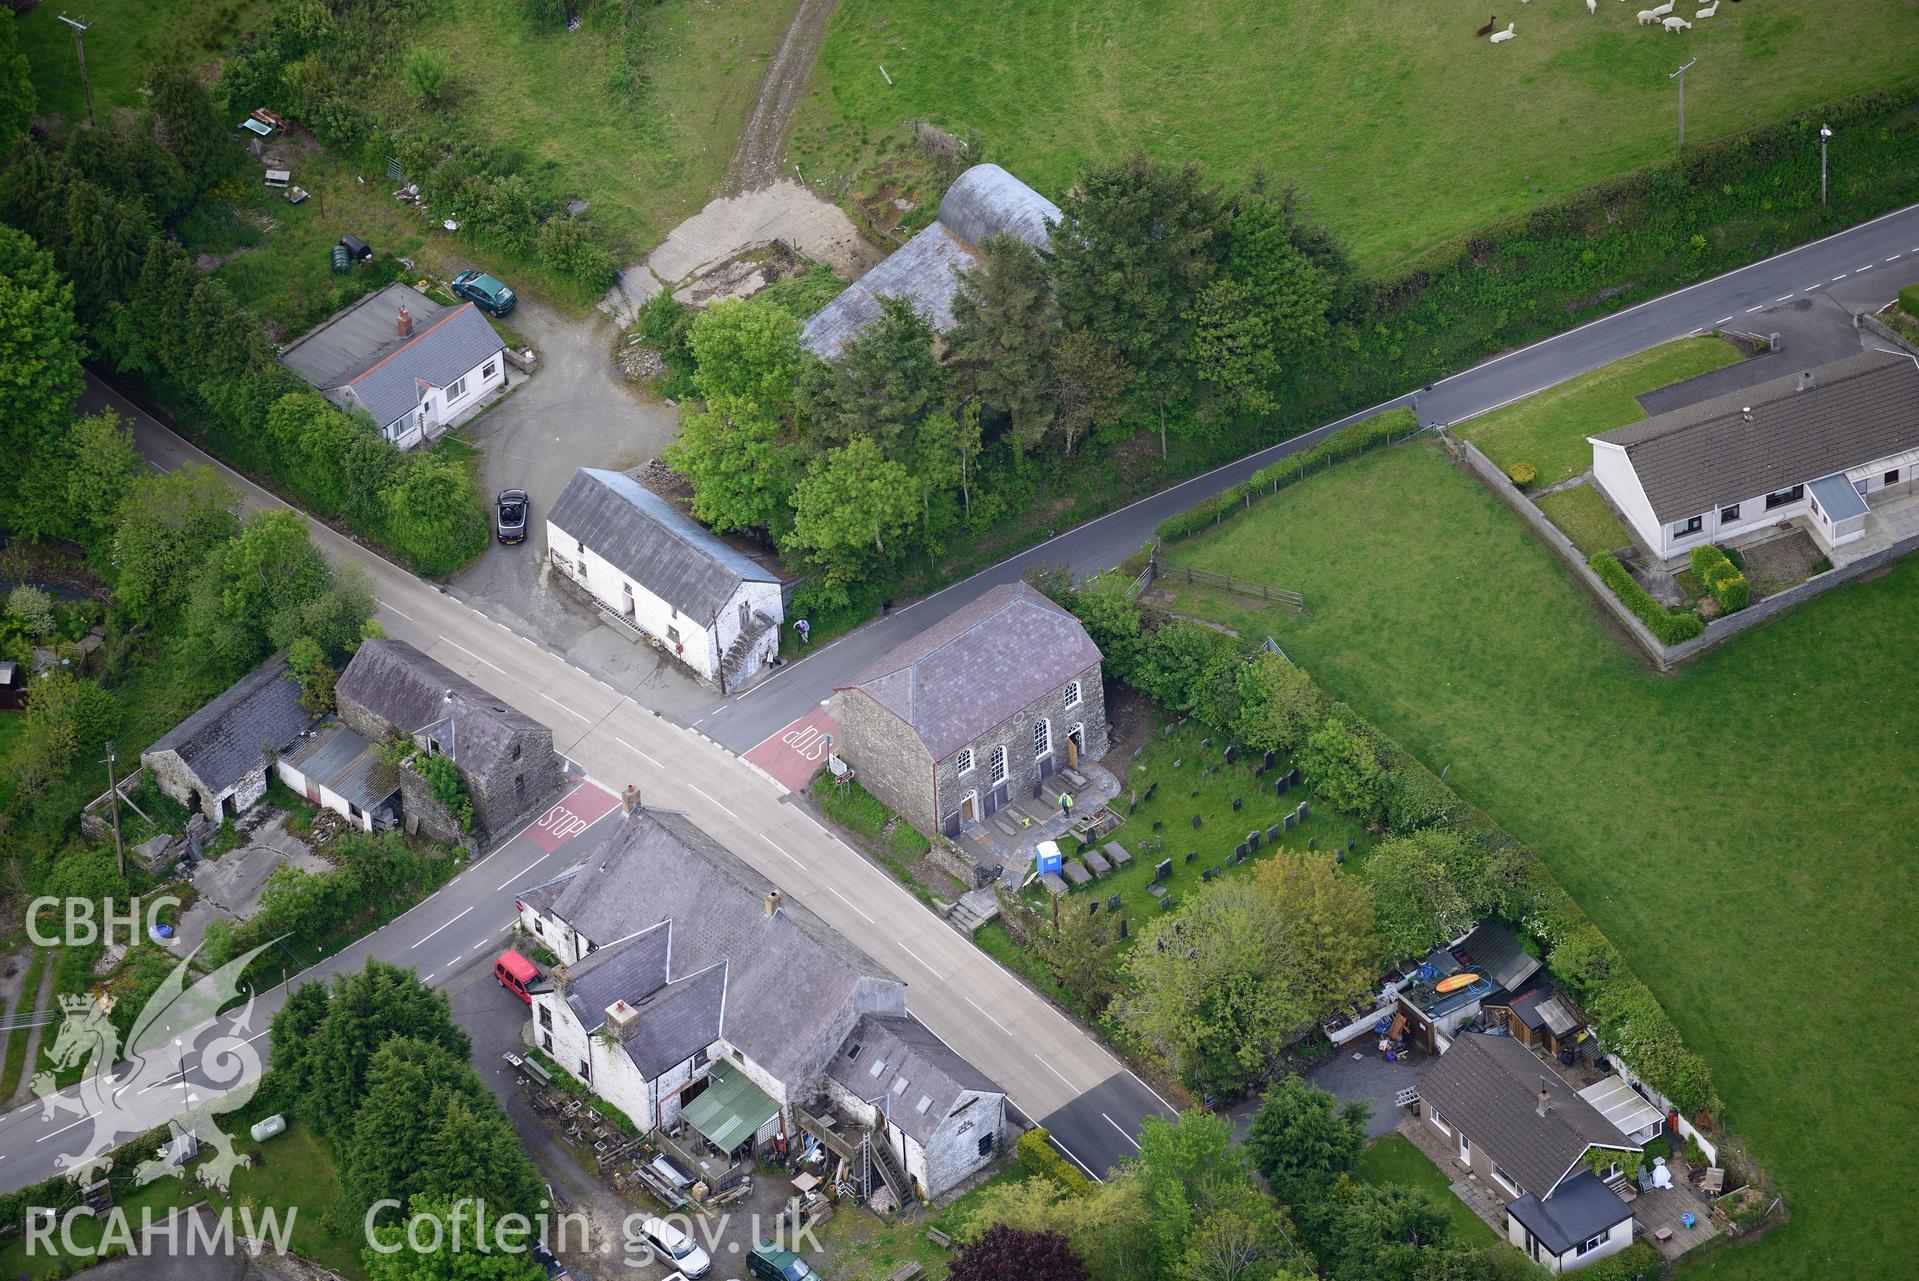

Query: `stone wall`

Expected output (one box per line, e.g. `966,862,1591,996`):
928,663,1108,836
828,690,939,834
462,727,564,843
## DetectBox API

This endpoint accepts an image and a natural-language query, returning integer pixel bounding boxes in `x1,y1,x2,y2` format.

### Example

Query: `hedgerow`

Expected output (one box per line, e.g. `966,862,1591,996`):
1690,544,1750,612
1589,552,1706,644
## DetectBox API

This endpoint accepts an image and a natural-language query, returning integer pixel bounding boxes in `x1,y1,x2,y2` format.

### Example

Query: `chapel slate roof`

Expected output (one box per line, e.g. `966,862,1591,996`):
1591,350,1919,522
516,809,902,1088
1419,1033,1634,1199
838,582,1102,762
144,657,313,795
1506,1171,1634,1257
277,282,504,428
827,1014,1002,1147
335,638,549,778
801,164,1060,360
546,469,779,627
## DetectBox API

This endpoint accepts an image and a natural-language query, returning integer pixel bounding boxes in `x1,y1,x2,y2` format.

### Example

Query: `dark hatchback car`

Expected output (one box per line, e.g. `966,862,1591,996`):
747,1241,820,1281
452,269,517,316
496,489,529,544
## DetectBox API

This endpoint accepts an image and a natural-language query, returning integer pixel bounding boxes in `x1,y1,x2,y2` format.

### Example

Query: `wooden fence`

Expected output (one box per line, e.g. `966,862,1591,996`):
1154,564,1303,611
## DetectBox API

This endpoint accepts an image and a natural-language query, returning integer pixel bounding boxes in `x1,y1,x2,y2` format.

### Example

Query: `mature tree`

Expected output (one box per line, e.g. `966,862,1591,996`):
962,1174,1158,1281
265,979,333,1109
362,1196,545,1281
345,1037,505,1220
302,960,471,1140
5,584,54,639
1033,897,1125,1014
1363,830,1520,960
0,141,72,250
1311,1183,1456,1281
128,236,201,375
783,437,922,609
1294,711,1384,823
949,233,1060,457
1177,1203,1313,1281
287,636,338,716
187,277,271,384
1186,280,1277,424
1259,851,1379,1009
797,295,953,455
687,296,804,412
110,465,241,622
906,407,980,533
1048,154,1225,456
146,66,236,190
59,179,151,317
1231,650,1326,754
950,1224,1089,1281
420,1093,546,1221
380,452,489,576
666,401,797,536
1227,191,1334,347
0,14,32,148
0,225,85,454
1049,329,1130,458
63,411,144,552
18,668,116,791
1063,572,1144,684
1245,1077,1369,1203
1133,618,1237,718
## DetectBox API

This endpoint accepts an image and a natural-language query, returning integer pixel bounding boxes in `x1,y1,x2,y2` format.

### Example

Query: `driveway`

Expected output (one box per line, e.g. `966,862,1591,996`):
449,295,715,721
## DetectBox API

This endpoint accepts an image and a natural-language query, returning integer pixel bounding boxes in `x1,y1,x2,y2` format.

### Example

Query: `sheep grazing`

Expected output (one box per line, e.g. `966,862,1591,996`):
1588,0,1597,12
1490,22,1517,42
1664,14,1692,28
1637,8,1658,22
1696,0,1718,15
1476,13,1497,36
1650,0,1675,14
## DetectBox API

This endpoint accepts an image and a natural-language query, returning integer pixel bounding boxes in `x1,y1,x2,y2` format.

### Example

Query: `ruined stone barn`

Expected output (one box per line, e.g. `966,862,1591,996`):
142,657,314,822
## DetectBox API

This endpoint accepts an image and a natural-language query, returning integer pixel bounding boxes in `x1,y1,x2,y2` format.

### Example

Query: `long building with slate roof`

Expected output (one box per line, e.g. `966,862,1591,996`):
545,468,784,690
830,582,1106,838
800,163,1060,360
278,283,506,448
142,657,315,821
514,805,1004,1198
1588,349,1919,561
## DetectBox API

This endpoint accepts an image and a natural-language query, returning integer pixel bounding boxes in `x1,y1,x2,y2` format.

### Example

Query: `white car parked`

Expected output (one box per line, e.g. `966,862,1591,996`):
638,1216,711,1278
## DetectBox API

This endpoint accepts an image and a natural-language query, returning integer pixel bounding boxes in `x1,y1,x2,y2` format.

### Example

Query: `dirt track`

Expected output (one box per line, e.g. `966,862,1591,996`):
728,0,841,191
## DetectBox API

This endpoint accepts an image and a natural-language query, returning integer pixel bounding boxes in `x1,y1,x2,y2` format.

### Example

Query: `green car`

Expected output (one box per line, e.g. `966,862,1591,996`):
746,1241,820,1281
451,269,517,316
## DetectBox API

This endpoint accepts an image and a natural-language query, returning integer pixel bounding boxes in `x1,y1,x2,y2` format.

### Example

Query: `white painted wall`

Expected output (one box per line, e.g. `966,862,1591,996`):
272,760,374,832
1506,1213,1630,1274
1589,440,1661,553
381,351,506,448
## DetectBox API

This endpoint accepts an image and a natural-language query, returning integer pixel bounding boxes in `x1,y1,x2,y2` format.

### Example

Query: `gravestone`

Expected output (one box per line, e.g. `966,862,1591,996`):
1289,767,1302,786
1089,900,1101,915
1191,814,1203,829
1144,781,1159,801
1283,813,1296,831
1275,777,1290,798
1128,797,1139,815
1152,819,1164,832
1155,858,1174,882
1210,865,1223,879
1160,895,1176,910
1201,867,1216,882
1234,843,1248,858
1185,850,1197,864
1200,737,1211,749
1346,837,1355,852
1335,849,1345,865
1108,894,1122,912
1174,758,1183,770
1223,745,1237,764
1262,750,1276,772
1298,800,1311,822
1247,829,1261,852
1266,824,1282,844
1118,916,1128,939
1231,797,1243,812
1307,837,1317,851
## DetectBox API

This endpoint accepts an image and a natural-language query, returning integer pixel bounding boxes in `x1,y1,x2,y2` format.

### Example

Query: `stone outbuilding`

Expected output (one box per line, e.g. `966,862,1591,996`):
334,638,562,843
829,582,1106,838
142,657,314,822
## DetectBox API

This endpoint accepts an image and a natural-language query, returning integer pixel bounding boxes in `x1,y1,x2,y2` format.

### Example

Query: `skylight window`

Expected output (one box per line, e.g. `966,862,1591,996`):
891,1077,908,1096
869,1058,886,1078
915,1095,933,1114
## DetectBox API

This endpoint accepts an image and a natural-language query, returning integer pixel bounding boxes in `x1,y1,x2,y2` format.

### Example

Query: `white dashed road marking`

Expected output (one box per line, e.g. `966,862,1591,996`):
1834,273,1848,281
436,637,506,676
410,906,472,949
1775,295,1793,303
538,691,590,723
1714,315,1733,325
377,598,414,622
760,834,803,867
897,942,942,977
687,784,735,817
1037,1056,1077,1089
828,886,875,924
1745,306,1764,313
614,736,662,768
964,995,1012,1036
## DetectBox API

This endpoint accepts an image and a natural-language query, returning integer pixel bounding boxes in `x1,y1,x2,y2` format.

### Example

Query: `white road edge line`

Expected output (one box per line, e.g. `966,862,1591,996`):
1052,1138,1103,1183
410,906,473,949
759,834,803,867
435,636,507,676
1128,1070,1183,1117
496,853,554,891
827,886,876,924
1102,1112,1143,1151
614,736,663,768
687,784,736,817
37,1115,94,1143
964,995,1012,1036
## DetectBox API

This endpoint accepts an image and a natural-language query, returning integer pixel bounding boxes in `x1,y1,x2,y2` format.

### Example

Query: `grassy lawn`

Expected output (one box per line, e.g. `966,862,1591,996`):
790,1,1919,272
1355,1132,1498,1249
1156,439,1919,1281
811,1155,1029,1280
15,0,272,121
1460,337,1744,487
1535,483,1634,558
0,1175,206,1279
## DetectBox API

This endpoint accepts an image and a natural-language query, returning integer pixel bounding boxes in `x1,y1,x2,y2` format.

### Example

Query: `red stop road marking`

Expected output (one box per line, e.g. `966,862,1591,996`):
524,781,621,852
745,706,841,793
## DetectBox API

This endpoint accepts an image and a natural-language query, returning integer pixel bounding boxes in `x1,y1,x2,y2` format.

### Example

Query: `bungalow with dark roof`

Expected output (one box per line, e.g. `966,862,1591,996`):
829,582,1107,839
1420,1033,1641,1273
334,638,562,842
513,806,1005,1198
278,283,506,449
142,657,314,821
1588,350,1919,562
544,468,784,690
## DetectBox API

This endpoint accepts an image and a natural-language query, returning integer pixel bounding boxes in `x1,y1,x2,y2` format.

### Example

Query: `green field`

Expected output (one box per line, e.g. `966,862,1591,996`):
1355,1133,1500,1249
15,0,271,122
1460,336,1744,487
1535,482,1633,557
791,1,1919,271
1160,441,1918,1280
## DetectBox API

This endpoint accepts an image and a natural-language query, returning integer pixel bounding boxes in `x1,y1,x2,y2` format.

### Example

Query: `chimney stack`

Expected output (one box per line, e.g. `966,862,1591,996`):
1740,406,1753,422
622,784,642,815
397,306,413,338
1537,1079,1551,1118
763,888,783,918
605,999,642,1042
1798,370,1815,392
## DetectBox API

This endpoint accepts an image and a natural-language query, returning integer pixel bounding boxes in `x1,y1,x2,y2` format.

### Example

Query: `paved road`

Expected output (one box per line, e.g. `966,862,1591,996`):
0,379,1173,1196
698,201,1919,757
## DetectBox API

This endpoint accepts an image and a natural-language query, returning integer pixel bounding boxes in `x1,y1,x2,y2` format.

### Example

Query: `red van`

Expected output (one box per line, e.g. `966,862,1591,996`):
495,949,550,1003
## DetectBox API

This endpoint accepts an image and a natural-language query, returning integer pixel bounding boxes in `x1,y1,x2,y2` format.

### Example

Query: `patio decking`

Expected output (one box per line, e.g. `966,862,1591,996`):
1632,1177,1724,1263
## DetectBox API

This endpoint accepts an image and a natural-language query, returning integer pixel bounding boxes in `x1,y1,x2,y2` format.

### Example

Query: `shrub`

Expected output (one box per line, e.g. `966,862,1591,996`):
1574,1242,1661,1281
1506,462,1536,487
534,215,616,291
1689,543,1750,612
1588,552,1705,645
1294,708,1386,822
1016,1127,1090,1195
1380,755,1465,834
1901,284,1919,318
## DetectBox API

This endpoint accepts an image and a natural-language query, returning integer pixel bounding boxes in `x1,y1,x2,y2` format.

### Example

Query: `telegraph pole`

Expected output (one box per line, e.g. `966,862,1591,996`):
57,14,95,128
1670,59,1697,148
102,741,125,877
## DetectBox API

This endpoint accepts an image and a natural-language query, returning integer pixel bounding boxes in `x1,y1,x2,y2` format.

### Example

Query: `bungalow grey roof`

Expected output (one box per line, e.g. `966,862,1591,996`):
144,657,312,795
828,1014,1001,1147
517,809,901,1087
1506,1171,1633,1257
801,163,1060,359
1419,1033,1633,1198
547,469,779,627
1591,350,1919,522
839,582,1102,762
336,638,547,778
1452,922,1541,994
278,282,504,428
279,721,401,813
